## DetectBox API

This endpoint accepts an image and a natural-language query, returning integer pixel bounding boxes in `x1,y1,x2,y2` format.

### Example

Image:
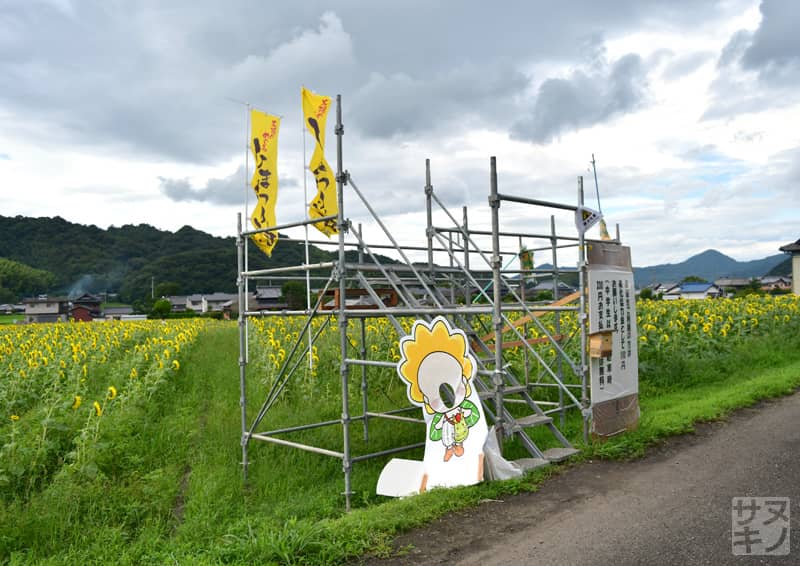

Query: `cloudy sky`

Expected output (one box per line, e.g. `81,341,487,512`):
1,0,798,268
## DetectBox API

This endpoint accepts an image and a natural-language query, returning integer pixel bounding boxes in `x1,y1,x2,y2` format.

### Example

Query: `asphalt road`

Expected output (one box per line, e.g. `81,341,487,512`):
364,391,800,565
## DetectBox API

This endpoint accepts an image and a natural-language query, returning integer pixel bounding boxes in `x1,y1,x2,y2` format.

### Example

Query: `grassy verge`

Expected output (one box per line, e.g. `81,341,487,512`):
0,314,22,325
3,325,800,565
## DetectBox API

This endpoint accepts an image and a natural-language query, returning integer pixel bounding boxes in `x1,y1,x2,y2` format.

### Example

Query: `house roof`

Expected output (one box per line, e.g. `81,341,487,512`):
779,239,800,253
760,276,791,284
72,293,102,303
187,292,237,302
715,278,751,287
255,286,282,299
104,306,134,315
22,296,69,303
681,282,717,293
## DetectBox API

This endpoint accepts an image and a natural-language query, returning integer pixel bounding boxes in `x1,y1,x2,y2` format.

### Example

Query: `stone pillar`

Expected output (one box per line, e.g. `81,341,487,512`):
793,255,800,295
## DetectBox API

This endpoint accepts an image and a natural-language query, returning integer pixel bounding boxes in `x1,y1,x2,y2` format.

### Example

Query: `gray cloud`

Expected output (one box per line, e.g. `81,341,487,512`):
704,0,800,119
510,51,648,144
0,153,9,160
0,0,738,163
159,166,300,205
741,0,800,74
351,62,527,139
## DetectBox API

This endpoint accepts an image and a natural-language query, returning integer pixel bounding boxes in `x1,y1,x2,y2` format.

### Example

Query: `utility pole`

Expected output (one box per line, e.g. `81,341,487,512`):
151,276,155,300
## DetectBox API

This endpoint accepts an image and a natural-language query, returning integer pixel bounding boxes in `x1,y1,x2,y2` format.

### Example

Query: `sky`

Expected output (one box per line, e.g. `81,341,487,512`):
1,0,799,269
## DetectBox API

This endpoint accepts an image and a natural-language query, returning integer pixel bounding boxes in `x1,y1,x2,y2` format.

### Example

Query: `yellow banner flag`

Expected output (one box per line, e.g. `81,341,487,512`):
249,109,280,256
302,87,338,236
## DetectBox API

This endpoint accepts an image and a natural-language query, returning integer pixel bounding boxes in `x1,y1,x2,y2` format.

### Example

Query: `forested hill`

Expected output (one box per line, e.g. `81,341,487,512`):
0,215,347,302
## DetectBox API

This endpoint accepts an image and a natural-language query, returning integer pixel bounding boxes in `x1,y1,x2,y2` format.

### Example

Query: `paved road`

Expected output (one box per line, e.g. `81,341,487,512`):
365,392,800,565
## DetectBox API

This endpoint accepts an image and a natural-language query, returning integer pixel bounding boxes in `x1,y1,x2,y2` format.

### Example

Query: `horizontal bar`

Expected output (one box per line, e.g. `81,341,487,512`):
255,418,342,436
249,433,344,459
283,237,455,254
242,261,336,277
529,382,584,388
497,193,579,211
344,358,397,369
435,227,580,242
342,305,579,318
364,411,425,424
350,441,427,463
243,309,318,317
241,215,338,236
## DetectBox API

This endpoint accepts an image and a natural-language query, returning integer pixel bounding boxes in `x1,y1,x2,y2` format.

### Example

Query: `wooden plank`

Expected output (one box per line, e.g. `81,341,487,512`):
480,335,565,352
480,291,580,342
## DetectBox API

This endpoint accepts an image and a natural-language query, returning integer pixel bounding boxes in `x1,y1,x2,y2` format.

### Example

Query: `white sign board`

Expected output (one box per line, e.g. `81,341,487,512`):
587,269,638,405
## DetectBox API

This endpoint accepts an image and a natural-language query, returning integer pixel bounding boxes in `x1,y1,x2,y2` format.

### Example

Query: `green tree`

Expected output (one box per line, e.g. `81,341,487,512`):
154,281,182,298
0,258,56,301
680,275,707,283
639,287,654,300
151,298,172,318
281,281,307,310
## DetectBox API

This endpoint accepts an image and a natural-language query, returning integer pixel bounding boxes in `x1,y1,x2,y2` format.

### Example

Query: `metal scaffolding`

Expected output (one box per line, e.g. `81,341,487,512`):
236,95,620,510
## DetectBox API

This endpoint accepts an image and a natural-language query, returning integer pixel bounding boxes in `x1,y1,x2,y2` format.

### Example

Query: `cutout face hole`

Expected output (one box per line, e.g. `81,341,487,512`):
439,382,456,409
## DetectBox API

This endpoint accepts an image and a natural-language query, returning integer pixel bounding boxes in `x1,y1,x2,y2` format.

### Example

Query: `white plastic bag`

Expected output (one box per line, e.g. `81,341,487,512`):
482,426,523,481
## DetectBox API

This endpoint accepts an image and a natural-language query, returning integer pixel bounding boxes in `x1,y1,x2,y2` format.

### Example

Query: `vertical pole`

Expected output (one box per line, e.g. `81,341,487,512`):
578,176,589,443
448,232,455,305
519,236,529,386
360,317,368,442
489,157,505,447
551,215,565,427
302,114,313,369
463,206,471,307
335,94,353,511
357,224,369,443
616,223,621,242
425,159,434,280
236,213,249,481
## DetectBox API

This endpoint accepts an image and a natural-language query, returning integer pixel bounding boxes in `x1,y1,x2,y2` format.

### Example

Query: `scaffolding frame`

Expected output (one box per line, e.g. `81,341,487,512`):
236,95,620,510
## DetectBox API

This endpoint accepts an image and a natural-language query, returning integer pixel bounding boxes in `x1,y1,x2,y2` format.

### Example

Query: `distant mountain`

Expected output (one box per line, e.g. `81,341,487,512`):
633,249,786,287
767,257,792,277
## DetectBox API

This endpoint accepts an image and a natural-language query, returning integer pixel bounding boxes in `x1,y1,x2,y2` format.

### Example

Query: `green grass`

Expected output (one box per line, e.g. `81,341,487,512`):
2,324,800,564
0,314,22,325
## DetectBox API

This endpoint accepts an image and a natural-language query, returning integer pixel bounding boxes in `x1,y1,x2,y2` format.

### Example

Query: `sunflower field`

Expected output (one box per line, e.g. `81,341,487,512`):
0,319,208,500
244,295,800,415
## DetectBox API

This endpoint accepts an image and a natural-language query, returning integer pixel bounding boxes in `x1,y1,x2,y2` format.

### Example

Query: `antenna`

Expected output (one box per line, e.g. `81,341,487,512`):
590,154,612,241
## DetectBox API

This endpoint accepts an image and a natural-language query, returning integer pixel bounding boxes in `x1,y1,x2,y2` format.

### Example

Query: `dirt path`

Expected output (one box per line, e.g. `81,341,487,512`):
363,392,800,565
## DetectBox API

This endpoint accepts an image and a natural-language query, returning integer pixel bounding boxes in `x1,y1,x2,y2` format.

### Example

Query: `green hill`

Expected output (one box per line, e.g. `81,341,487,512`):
0,215,342,302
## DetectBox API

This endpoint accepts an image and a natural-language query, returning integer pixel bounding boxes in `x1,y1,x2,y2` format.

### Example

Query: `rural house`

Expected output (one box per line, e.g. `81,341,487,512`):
23,296,70,323
663,282,724,300
759,276,792,292
71,293,103,320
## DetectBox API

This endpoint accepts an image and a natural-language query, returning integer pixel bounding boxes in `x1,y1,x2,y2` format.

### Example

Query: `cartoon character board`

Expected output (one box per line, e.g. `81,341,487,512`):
377,317,488,496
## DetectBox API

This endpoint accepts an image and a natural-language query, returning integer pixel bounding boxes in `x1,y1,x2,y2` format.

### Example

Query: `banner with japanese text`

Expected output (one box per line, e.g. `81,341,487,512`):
302,87,338,236
249,109,280,256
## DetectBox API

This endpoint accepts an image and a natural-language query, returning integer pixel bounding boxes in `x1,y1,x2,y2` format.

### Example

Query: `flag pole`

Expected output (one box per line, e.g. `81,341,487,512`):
302,90,313,370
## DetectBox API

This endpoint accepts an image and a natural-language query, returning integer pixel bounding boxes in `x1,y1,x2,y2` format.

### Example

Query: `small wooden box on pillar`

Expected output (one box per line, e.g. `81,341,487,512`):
589,331,613,358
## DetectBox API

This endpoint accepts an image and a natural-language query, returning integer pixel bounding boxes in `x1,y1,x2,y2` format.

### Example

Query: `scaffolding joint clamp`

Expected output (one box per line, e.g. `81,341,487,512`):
488,194,500,208
335,124,344,135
